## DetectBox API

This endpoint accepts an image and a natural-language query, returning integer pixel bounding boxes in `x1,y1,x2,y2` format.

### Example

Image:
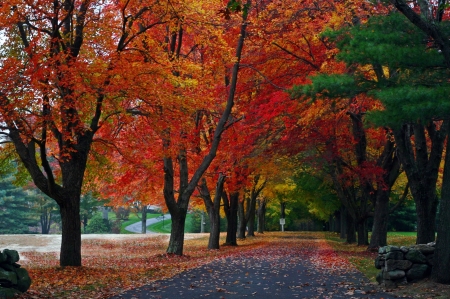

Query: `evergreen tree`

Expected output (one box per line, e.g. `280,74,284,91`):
0,175,38,234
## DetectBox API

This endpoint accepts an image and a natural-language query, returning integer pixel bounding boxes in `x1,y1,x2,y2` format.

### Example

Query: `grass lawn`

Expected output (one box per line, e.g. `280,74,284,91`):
147,219,171,233
106,212,163,234
325,231,417,282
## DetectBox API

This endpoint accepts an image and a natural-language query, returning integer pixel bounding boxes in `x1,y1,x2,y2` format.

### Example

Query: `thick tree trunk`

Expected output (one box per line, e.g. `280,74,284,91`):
346,214,356,244
237,200,246,239
357,218,368,246
141,206,147,234
432,132,450,283
224,192,238,246
167,207,187,255
208,210,220,249
59,197,82,267
369,190,389,249
415,194,438,244
257,199,266,233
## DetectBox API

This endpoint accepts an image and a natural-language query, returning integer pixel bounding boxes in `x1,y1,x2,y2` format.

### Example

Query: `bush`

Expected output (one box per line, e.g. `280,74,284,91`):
85,214,112,233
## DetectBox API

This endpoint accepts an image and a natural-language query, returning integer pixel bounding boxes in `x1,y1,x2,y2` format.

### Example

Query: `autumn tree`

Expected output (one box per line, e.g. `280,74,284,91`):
0,0,173,266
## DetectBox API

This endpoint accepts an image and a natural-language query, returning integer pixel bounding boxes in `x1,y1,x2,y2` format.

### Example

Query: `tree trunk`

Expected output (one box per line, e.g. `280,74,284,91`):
432,133,450,283
198,174,225,250
334,210,341,233
167,207,187,255
59,197,82,267
393,124,446,244
223,192,238,246
357,218,368,246
369,189,389,249
340,206,347,239
415,195,438,244
141,206,147,234
346,214,356,244
237,199,246,239
247,207,256,237
257,198,266,233
41,210,52,234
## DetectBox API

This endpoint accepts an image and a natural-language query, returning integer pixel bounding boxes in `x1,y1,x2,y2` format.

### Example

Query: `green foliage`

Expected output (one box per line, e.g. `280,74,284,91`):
187,209,209,233
388,201,417,232
293,172,341,221
0,175,38,234
292,13,450,128
85,214,112,234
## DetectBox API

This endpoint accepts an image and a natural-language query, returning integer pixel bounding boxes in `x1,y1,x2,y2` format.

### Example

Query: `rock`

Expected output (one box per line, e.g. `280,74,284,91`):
386,251,404,260
0,286,21,299
385,259,412,271
406,264,430,281
378,246,387,254
0,268,18,286
427,242,436,247
376,271,383,284
14,268,31,293
400,246,409,253
0,253,6,264
375,256,385,269
3,250,19,264
0,264,15,272
427,255,434,266
410,245,435,255
386,245,401,252
387,270,406,280
405,249,427,264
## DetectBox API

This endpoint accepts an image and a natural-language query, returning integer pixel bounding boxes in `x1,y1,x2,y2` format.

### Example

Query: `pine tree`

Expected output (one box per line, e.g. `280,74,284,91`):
0,175,38,234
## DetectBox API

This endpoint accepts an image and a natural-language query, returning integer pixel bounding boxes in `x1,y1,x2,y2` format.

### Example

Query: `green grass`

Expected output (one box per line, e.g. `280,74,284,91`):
106,212,164,234
325,231,417,282
145,214,195,233
147,219,172,233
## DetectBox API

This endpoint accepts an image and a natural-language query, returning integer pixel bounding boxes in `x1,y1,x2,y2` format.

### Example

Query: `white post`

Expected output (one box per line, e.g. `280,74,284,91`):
280,218,285,232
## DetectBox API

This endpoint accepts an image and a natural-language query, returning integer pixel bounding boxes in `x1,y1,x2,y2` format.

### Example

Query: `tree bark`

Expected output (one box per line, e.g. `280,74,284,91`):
198,174,225,249
357,218,368,246
340,206,347,239
41,210,52,234
369,189,389,249
346,214,356,244
237,199,246,239
223,192,238,246
257,198,266,233
432,129,450,283
141,206,147,234
59,197,82,267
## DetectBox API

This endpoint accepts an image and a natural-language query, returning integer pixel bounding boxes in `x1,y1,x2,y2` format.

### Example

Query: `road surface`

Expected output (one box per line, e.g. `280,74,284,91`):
124,214,171,234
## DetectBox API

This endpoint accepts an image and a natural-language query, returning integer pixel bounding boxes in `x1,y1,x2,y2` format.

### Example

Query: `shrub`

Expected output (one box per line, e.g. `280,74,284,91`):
85,214,112,233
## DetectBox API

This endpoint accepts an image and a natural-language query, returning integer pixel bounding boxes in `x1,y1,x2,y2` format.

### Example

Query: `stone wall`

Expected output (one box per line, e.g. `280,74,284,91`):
375,243,435,287
0,249,32,299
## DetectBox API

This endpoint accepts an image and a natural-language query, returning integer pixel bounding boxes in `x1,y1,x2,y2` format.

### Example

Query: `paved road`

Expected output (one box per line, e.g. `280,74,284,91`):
109,246,410,299
124,214,171,234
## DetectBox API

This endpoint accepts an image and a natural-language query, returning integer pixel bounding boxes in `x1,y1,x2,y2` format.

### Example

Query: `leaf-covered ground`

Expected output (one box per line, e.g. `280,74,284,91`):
13,232,447,298
13,232,450,298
